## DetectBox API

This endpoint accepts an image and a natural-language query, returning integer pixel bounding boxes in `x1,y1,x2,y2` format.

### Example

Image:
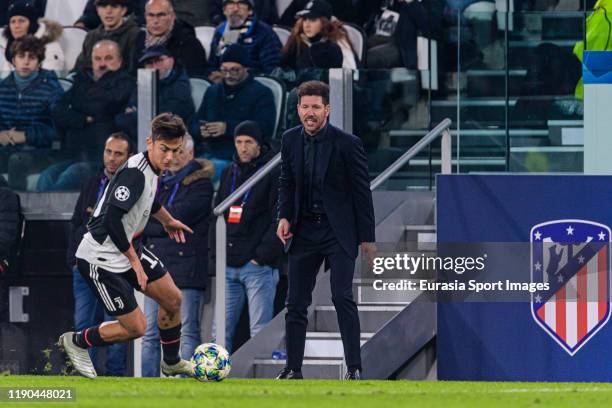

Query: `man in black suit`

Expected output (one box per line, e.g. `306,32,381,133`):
276,80,376,380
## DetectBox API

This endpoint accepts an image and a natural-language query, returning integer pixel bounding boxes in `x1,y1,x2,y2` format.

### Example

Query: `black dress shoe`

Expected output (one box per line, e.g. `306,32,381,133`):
344,368,361,380
275,367,303,379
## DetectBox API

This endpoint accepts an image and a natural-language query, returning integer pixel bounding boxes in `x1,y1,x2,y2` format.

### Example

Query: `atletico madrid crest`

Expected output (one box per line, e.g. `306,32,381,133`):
531,220,611,356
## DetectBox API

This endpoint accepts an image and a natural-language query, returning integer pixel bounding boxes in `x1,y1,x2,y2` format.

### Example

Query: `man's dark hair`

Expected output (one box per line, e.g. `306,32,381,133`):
151,112,186,142
95,0,131,8
107,131,134,154
297,80,330,105
10,35,45,63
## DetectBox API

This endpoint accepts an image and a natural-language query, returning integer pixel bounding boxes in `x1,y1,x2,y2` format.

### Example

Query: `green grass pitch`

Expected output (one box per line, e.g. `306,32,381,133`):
1,376,612,407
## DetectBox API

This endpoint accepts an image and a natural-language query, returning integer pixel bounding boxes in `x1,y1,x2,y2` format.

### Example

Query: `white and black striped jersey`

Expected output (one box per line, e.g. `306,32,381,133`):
76,152,159,273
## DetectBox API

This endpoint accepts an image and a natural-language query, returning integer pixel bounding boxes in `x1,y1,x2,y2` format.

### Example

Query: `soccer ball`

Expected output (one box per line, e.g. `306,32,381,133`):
191,343,231,382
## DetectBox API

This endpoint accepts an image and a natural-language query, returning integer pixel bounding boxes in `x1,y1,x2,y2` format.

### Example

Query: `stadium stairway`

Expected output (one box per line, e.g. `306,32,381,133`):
230,191,438,379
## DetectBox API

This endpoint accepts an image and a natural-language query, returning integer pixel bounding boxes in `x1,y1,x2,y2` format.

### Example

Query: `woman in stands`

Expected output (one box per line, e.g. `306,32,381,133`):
280,0,357,70
0,0,65,73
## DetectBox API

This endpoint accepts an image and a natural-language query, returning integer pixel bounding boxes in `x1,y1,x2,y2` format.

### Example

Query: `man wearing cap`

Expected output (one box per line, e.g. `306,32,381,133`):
135,0,208,77
208,0,282,75
212,120,283,353
116,45,195,141
188,44,275,165
75,0,144,74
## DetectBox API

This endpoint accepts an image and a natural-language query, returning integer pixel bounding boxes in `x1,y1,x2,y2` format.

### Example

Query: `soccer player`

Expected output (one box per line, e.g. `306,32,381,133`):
58,113,195,379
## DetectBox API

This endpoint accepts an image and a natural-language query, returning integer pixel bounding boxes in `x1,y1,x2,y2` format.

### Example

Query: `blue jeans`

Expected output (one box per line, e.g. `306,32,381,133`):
73,266,128,376
37,161,95,191
219,262,279,353
141,288,204,377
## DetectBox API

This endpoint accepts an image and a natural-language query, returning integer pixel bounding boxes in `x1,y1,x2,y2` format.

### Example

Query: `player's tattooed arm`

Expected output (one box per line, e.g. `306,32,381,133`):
152,206,194,243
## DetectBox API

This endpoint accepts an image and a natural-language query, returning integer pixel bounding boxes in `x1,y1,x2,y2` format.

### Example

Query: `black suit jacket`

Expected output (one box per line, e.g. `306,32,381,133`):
278,124,376,258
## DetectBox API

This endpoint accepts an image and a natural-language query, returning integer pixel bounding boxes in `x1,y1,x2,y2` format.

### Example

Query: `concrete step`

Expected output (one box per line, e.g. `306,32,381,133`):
253,358,345,379
357,282,422,305
304,332,373,359
309,305,405,333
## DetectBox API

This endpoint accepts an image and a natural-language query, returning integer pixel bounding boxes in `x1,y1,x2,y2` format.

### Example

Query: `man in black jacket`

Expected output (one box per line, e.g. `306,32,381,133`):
0,176,20,323
47,40,135,190
0,177,20,276
137,0,208,77
116,45,195,141
213,120,282,353
67,132,131,376
140,133,214,376
276,81,376,380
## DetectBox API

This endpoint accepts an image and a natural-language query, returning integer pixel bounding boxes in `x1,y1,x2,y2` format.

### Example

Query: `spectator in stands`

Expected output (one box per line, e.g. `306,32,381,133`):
46,40,134,190
365,0,442,70
0,0,65,72
210,0,278,25
141,133,214,376
116,45,195,141
137,0,208,77
278,0,357,27
281,0,357,70
212,120,282,353
0,0,46,27
67,133,131,376
0,36,64,191
76,0,212,29
0,177,21,278
74,0,144,74
0,176,20,322
208,0,282,76
189,44,275,166
75,0,146,30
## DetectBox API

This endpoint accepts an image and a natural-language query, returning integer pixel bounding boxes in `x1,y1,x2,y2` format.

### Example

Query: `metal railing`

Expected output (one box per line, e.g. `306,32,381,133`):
212,153,281,348
370,118,453,191
212,119,452,347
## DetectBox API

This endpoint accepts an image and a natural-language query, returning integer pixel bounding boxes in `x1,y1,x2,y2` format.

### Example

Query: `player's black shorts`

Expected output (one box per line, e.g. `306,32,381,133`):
76,247,167,317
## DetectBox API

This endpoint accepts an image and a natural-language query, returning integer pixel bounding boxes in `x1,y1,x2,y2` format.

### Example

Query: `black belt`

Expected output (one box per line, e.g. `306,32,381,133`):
301,213,327,223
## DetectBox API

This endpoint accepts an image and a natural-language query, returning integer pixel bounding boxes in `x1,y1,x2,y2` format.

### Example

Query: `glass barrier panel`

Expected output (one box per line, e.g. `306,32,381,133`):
507,11,585,173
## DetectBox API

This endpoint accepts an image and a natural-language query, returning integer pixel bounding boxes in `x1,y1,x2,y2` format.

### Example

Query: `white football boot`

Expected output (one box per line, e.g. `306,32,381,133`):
161,359,194,377
57,332,97,379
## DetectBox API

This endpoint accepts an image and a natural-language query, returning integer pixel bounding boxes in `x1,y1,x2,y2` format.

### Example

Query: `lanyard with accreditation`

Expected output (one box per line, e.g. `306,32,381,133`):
227,164,252,224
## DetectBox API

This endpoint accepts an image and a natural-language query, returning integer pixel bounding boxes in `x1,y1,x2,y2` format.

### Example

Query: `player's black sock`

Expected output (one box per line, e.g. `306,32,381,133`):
73,326,111,349
159,324,181,365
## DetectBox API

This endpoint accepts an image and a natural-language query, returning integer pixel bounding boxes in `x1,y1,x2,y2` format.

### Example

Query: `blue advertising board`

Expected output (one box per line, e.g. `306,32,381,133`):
437,174,612,381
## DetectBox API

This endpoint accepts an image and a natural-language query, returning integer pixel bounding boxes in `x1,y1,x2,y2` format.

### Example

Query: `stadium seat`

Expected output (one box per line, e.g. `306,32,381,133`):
273,25,291,46
58,78,73,92
59,27,87,71
344,23,366,64
253,76,286,138
189,77,212,112
195,25,216,62
45,0,88,27
276,0,293,17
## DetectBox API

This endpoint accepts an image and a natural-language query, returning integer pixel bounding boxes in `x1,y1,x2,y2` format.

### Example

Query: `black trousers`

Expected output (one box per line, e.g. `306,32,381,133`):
285,218,361,371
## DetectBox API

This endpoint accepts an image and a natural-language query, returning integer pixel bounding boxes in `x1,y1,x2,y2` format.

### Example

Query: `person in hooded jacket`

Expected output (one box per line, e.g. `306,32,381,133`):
74,0,145,74
0,0,65,72
211,120,283,353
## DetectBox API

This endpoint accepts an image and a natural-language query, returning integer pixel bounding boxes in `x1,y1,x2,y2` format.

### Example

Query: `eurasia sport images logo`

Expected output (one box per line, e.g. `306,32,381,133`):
530,220,611,356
